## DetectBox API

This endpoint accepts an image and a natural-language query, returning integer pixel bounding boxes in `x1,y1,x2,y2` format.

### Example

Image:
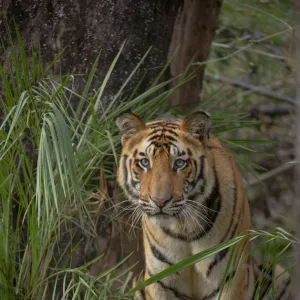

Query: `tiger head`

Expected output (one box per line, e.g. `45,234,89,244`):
116,111,216,223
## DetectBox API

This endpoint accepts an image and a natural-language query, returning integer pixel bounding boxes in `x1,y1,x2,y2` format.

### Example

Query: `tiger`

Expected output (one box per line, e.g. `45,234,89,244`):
116,111,291,300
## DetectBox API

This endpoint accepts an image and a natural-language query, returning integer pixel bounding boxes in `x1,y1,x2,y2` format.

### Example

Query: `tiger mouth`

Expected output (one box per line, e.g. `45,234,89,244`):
141,206,184,217
138,197,185,217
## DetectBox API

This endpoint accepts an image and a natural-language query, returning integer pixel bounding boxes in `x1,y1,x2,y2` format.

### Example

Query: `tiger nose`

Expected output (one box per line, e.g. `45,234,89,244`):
150,196,172,208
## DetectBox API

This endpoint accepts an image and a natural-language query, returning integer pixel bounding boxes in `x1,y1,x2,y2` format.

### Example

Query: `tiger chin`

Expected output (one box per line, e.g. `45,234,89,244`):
116,111,291,300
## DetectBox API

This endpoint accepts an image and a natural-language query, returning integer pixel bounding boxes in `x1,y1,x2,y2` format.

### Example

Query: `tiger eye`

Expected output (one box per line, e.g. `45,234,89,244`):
140,158,150,167
174,159,186,168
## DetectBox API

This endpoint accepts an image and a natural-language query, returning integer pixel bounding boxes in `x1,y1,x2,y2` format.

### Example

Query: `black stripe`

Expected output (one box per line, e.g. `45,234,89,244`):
149,141,178,150
251,264,273,300
161,177,220,241
149,128,179,136
138,288,146,300
275,277,291,300
123,154,129,183
147,271,192,300
165,134,178,142
148,134,178,142
131,179,139,189
148,134,164,141
144,224,181,276
190,155,205,191
202,287,220,300
190,159,199,189
139,152,146,156
149,128,165,135
145,232,173,266
133,149,138,157
206,207,242,277
244,264,250,293
122,155,139,199
246,259,250,291
187,148,193,156
167,129,179,136
124,183,139,200
206,162,238,277
137,270,146,300
178,150,186,156
128,158,139,189
197,155,205,181
224,268,237,284
199,155,206,193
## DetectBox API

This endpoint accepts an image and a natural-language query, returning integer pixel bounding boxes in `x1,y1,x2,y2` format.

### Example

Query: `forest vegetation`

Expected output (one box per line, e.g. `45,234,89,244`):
0,0,298,299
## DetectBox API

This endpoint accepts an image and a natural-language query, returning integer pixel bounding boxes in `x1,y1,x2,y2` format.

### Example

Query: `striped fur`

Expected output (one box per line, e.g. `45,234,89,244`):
116,112,291,300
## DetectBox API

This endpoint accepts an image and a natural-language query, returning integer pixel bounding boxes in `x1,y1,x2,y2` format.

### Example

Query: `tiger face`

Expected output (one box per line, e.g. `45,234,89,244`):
116,112,214,223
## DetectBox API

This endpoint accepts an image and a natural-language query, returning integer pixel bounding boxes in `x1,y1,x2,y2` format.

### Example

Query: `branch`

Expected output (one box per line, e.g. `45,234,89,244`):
250,105,293,118
192,25,300,69
212,42,290,61
169,0,222,112
246,162,296,187
204,73,296,106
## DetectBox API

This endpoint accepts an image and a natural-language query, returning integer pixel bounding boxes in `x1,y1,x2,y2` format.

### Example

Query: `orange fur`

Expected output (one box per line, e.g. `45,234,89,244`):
116,112,290,300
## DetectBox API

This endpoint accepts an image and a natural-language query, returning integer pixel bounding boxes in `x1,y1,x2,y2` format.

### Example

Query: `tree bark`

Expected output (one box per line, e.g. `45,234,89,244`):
169,0,222,112
0,0,183,106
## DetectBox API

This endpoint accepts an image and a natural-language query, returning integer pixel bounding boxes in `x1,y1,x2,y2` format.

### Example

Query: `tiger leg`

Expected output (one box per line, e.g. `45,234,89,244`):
217,263,249,300
132,269,192,300
132,273,147,300
143,269,193,300
248,260,291,300
271,264,291,300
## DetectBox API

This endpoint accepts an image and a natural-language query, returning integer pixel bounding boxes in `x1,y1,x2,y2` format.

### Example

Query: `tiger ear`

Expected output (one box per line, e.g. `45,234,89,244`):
181,111,212,141
116,112,146,144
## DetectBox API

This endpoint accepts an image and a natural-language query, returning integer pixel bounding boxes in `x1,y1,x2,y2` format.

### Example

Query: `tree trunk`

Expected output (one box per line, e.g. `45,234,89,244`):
169,0,222,112
0,0,183,107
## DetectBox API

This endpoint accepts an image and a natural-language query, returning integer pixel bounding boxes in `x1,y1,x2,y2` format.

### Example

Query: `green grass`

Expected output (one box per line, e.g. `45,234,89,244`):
129,228,296,299
0,26,180,299
0,10,296,300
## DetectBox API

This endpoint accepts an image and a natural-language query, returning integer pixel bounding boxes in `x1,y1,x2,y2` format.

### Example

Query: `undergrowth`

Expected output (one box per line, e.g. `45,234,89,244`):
0,17,296,300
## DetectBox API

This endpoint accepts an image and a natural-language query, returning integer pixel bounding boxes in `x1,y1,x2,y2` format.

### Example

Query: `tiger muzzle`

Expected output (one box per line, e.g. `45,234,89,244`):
150,196,173,208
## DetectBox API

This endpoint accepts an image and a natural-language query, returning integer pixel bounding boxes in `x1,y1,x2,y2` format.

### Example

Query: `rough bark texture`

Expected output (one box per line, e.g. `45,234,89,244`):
0,0,183,106
169,0,222,112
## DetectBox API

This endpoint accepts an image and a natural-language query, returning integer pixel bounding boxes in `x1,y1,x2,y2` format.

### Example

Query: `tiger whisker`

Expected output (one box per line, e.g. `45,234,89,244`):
185,203,213,227
185,206,212,239
105,199,132,211
109,203,138,222
185,206,210,238
125,205,140,228
129,208,143,237
184,207,204,235
186,199,221,213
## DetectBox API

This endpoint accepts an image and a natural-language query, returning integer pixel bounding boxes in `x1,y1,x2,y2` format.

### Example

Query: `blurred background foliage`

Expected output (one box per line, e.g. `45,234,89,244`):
204,0,295,233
